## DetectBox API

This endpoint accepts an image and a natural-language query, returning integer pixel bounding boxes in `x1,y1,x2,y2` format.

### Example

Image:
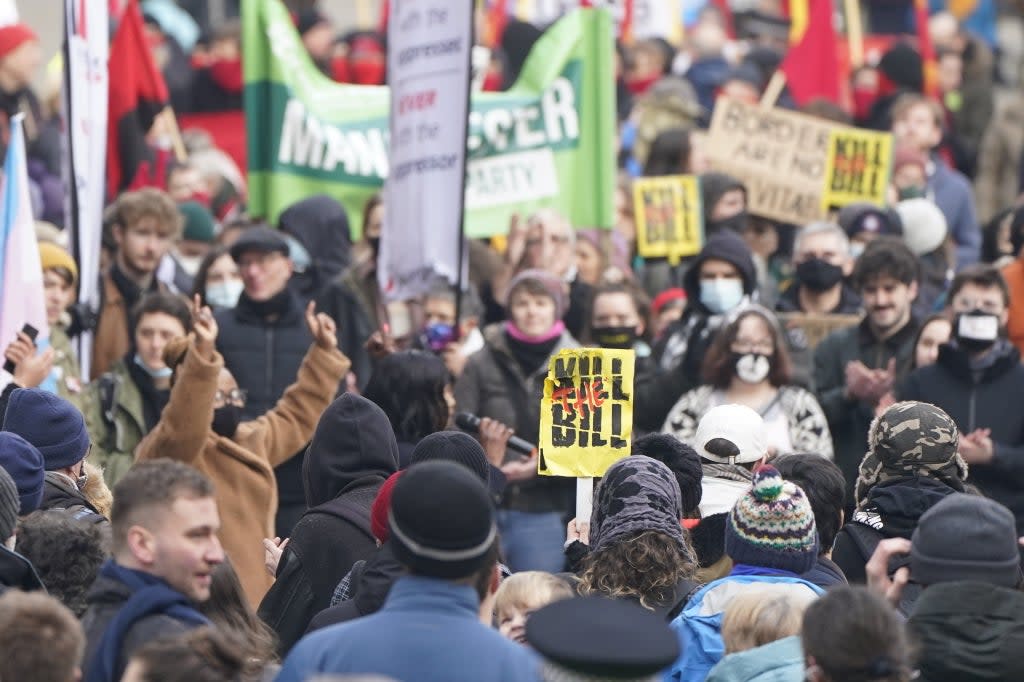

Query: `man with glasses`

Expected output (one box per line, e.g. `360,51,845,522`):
216,227,329,536
901,265,1024,533
93,189,183,379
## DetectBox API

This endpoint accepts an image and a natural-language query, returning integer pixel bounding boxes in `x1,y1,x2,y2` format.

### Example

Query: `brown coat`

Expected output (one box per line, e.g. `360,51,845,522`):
91,269,171,380
134,339,349,605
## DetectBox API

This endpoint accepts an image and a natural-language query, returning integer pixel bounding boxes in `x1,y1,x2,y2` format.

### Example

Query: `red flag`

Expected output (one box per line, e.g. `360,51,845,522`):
780,0,840,105
106,0,169,200
914,0,939,97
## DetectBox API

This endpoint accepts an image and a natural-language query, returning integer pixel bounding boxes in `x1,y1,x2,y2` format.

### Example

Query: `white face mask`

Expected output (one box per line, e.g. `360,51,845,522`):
178,255,203,276
206,280,244,309
734,352,771,384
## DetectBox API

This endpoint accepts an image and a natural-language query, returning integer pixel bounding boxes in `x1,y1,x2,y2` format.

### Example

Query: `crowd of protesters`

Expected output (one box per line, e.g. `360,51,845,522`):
2,0,1024,680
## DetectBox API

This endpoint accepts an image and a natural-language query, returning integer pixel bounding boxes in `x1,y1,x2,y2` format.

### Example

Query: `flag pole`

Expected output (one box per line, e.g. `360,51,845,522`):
760,70,787,109
845,0,864,69
161,106,188,163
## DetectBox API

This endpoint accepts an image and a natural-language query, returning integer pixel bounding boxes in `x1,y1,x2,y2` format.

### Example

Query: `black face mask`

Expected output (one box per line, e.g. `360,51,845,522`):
367,236,381,258
954,310,1000,353
212,404,242,438
592,325,638,350
707,211,749,236
795,257,844,293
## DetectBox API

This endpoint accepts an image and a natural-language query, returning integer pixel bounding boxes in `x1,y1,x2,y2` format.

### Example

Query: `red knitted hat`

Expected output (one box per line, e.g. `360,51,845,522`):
371,470,404,543
0,23,37,60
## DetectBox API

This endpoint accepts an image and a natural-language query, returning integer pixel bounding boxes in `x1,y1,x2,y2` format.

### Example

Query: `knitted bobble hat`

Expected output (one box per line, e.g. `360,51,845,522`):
725,465,819,574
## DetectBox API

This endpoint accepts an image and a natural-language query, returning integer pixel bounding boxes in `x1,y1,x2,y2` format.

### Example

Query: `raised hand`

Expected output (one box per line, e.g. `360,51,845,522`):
365,329,396,360
305,301,338,349
13,347,54,388
192,294,218,360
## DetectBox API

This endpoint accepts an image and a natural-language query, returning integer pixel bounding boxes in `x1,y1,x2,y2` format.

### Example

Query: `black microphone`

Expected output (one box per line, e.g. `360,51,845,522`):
455,412,537,457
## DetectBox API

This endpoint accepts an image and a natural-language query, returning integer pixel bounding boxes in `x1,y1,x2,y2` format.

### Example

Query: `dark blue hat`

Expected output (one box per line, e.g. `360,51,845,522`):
3,388,90,471
0,432,44,514
526,596,680,678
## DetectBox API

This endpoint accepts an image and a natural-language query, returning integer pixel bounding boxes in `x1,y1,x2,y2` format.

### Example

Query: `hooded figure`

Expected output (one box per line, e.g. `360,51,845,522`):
278,195,353,302
831,401,967,599
654,231,758,385
257,394,399,656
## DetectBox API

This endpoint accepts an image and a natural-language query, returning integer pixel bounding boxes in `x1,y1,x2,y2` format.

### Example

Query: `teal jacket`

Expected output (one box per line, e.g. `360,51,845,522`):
706,637,805,682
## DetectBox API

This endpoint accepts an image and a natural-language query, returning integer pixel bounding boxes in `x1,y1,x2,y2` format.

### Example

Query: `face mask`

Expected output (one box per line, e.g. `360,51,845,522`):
206,279,244,309
850,242,866,260
421,322,457,352
796,257,844,293
133,354,172,379
211,404,242,438
707,212,749,236
955,310,1000,353
699,278,744,315
898,186,927,200
178,255,202,276
733,352,771,384
592,325,638,350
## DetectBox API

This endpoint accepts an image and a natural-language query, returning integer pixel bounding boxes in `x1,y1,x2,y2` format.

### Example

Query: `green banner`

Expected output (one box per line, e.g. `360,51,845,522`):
242,0,616,237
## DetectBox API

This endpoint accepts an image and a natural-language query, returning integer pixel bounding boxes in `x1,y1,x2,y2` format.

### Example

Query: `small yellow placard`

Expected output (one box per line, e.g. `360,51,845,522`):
820,128,893,212
633,175,704,265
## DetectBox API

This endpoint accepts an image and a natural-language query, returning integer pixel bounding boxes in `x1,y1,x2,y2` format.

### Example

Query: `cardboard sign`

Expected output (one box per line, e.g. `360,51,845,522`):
538,348,634,478
633,175,704,264
821,128,893,212
706,97,838,225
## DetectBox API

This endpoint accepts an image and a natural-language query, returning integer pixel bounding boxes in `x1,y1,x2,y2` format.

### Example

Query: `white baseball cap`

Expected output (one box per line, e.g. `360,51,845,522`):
694,404,768,464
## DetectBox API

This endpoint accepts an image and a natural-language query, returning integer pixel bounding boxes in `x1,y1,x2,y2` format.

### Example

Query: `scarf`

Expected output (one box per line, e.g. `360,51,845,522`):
503,322,563,376
85,560,209,682
702,461,754,484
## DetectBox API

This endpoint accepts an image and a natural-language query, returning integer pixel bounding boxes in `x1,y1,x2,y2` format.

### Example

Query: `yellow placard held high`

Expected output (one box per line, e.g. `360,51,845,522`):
633,175,704,265
538,348,634,478
821,128,893,212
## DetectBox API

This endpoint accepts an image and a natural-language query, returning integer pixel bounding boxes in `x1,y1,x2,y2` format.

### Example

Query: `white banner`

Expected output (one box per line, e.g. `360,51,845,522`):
62,0,108,380
380,0,473,302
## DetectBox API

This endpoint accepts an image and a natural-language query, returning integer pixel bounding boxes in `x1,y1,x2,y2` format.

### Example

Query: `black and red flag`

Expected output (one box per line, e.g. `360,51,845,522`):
106,0,169,200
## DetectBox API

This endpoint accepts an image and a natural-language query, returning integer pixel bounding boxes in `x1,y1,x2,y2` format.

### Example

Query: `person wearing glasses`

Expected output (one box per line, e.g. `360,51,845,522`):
663,305,833,460
134,294,350,606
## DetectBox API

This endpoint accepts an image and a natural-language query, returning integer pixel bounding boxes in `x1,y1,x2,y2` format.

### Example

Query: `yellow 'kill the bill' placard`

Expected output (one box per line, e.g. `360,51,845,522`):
632,175,704,265
820,128,893,212
538,348,634,478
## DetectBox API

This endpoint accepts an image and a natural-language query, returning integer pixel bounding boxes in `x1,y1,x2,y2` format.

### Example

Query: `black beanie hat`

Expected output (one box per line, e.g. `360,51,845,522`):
911,493,1021,588
389,461,497,579
879,42,924,93
631,433,703,513
689,513,728,568
410,431,496,492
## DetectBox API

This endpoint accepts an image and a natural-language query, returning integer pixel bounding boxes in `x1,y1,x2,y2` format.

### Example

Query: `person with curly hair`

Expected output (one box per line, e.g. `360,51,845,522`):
576,455,700,619
14,511,108,617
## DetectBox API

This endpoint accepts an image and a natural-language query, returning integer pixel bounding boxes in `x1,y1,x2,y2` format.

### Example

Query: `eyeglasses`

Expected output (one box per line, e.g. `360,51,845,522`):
213,388,247,407
731,339,774,355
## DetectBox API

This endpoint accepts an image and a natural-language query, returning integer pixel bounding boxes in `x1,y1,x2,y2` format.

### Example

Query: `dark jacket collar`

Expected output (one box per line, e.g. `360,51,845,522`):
857,313,920,348
0,544,44,591
935,340,1021,383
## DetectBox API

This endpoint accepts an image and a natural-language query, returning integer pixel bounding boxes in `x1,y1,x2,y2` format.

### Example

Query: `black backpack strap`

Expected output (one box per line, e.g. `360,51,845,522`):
97,372,121,451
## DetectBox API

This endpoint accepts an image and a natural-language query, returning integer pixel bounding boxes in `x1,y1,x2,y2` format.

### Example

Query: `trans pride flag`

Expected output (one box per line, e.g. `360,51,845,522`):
0,114,49,385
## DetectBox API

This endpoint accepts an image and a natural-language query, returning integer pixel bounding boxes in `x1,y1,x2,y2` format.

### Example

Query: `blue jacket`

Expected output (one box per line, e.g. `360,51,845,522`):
928,160,980,268
705,636,805,682
668,573,823,682
275,575,540,682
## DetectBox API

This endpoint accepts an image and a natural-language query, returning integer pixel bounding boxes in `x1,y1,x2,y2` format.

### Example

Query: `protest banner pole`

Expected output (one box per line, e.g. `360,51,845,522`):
577,477,594,525
845,0,865,69
760,71,786,109
161,106,188,163
453,0,475,336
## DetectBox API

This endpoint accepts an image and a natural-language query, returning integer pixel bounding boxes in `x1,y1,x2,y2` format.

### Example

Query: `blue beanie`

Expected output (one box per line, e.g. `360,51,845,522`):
0,432,44,514
2,388,90,471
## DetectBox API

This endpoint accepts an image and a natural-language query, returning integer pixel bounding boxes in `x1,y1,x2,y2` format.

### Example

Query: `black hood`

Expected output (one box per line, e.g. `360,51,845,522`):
303,394,399,508
699,172,746,223
853,477,959,539
278,195,353,298
682,230,757,300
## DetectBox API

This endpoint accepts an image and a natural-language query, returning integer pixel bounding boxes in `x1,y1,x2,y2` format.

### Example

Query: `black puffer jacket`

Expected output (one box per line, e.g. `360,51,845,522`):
215,288,318,524
257,394,399,656
910,581,1024,682
900,341,1024,531
653,231,758,385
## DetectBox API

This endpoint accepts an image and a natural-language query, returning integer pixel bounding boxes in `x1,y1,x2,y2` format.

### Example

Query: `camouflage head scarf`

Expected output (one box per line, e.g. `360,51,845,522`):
855,401,968,509
590,456,693,564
